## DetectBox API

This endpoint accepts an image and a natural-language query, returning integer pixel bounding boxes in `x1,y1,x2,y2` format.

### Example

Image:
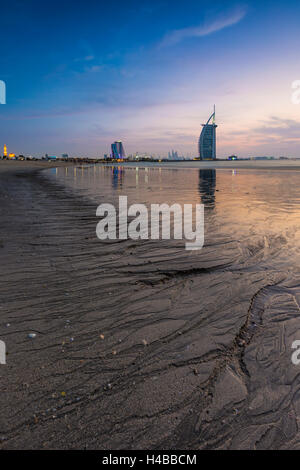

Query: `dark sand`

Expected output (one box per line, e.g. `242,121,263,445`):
1,160,300,450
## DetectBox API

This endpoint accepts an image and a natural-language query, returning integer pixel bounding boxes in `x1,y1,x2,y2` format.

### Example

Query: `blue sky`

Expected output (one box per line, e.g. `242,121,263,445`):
1,0,300,157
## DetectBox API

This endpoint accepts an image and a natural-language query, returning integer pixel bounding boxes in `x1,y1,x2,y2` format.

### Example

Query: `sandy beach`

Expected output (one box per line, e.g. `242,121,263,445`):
1,160,300,450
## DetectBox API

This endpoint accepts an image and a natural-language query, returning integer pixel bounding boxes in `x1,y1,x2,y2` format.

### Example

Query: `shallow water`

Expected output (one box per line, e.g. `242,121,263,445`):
47,165,300,273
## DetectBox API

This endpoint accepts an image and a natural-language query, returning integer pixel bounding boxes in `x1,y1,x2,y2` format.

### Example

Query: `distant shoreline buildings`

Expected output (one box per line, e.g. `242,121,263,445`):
0,113,297,161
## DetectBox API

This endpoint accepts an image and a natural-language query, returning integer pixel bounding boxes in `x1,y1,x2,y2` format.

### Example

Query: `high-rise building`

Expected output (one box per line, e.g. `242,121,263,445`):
111,141,126,159
3,144,7,157
199,106,217,160
168,150,180,160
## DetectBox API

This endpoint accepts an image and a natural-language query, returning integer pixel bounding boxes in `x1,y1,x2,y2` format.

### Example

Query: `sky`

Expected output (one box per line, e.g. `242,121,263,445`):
1,0,300,158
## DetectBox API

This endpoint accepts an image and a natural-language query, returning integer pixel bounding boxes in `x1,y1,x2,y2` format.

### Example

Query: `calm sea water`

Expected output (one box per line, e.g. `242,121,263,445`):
46,164,300,273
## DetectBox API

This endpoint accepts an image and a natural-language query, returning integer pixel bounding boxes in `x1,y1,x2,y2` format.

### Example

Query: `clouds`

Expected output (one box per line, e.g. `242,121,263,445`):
5,1,300,157
253,117,300,140
159,6,247,47
219,116,300,156
74,55,95,62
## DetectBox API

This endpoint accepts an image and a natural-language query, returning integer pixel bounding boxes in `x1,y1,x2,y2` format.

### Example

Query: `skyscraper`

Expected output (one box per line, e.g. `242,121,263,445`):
199,106,217,160
111,141,126,159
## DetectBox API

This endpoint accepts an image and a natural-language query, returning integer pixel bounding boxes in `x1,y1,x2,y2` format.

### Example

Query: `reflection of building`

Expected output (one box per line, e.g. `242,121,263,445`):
199,106,217,160
199,169,216,207
111,141,126,159
111,166,124,189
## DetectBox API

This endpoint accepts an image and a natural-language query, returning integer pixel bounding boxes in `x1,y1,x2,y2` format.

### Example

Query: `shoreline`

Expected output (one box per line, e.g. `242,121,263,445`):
104,160,300,171
3,159,300,177
0,160,78,176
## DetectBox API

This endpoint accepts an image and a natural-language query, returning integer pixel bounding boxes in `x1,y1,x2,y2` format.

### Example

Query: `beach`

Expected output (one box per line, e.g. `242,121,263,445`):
1,160,300,450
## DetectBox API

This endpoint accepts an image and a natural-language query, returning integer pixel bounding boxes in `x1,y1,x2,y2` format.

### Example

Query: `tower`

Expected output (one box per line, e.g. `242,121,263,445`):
199,106,217,160
111,141,126,159
3,144,7,157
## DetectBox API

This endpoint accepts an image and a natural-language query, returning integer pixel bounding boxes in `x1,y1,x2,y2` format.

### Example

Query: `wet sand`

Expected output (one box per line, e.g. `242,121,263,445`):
1,160,300,450
0,159,79,174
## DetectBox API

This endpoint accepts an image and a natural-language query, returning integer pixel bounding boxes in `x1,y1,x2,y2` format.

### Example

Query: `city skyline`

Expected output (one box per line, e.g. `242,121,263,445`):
1,0,300,157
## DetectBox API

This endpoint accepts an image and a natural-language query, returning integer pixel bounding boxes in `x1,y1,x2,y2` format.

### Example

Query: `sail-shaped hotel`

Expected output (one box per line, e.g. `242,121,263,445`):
199,106,217,160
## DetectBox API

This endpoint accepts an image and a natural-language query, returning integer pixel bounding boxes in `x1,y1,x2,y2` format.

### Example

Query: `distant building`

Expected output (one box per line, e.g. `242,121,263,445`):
61,153,68,159
199,106,217,160
46,155,57,161
168,150,181,160
228,155,238,161
111,141,126,159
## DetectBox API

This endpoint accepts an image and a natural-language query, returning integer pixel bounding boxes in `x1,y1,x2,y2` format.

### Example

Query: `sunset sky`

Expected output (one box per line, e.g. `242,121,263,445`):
1,0,300,158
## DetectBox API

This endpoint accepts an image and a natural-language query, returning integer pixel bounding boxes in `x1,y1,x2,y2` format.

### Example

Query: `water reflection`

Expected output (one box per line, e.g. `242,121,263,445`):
48,164,300,271
199,169,216,207
112,166,124,189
